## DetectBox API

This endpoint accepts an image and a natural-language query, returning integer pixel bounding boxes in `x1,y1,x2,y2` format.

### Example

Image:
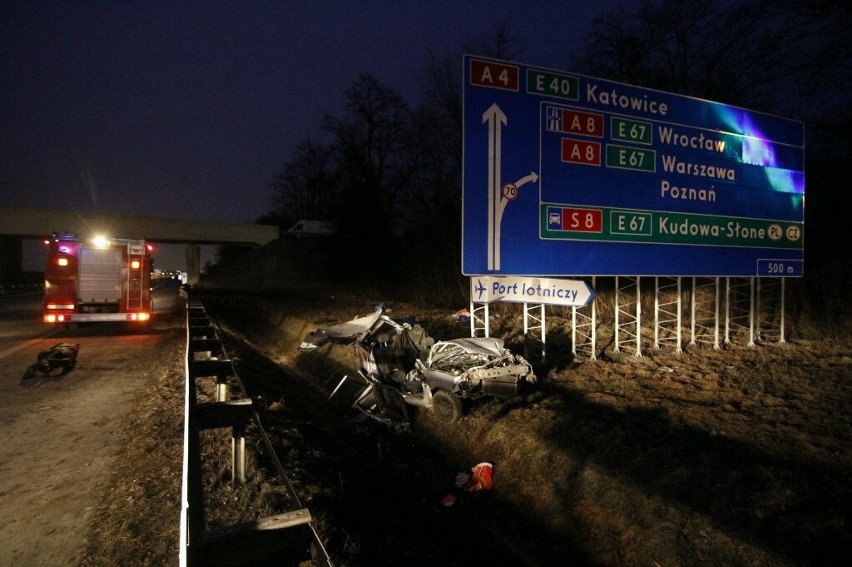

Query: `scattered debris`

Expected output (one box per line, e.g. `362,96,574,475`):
440,493,458,507
464,462,494,492
454,308,470,325
440,462,495,507
299,309,383,352
24,342,80,379
303,308,536,424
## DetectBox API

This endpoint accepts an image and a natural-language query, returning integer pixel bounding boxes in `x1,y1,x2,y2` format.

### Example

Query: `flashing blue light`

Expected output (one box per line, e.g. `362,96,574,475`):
718,108,804,195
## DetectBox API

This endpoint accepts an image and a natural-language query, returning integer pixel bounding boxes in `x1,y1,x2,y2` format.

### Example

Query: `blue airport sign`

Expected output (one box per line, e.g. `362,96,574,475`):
462,55,805,277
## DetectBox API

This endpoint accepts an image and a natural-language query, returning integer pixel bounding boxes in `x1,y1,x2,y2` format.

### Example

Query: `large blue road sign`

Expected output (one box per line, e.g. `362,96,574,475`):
462,55,805,277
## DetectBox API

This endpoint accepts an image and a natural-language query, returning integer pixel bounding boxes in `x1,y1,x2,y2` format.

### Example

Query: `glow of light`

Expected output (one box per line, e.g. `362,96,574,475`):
92,235,110,248
742,136,775,167
57,257,69,267
717,108,804,195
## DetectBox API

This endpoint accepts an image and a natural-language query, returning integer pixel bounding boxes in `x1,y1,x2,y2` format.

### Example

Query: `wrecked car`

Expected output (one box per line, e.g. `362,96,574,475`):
300,309,536,424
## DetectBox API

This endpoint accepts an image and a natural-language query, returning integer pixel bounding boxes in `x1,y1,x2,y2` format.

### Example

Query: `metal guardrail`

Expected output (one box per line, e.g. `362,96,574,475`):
0,282,44,295
179,300,331,566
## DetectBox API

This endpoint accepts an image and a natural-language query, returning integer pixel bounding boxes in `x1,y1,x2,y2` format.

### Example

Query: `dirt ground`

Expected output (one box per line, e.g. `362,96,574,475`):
187,291,852,567
0,324,185,566
54,285,851,566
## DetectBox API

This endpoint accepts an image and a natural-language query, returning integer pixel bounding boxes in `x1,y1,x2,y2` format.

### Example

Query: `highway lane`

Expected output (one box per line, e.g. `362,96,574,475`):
0,291,59,357
0,279,185,565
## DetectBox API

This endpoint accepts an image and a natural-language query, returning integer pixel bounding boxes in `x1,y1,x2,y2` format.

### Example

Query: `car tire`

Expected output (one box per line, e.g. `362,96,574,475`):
432,390,464,423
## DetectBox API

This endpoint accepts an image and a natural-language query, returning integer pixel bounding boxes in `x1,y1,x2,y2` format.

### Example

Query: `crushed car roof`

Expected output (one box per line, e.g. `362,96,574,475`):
299,309,383,351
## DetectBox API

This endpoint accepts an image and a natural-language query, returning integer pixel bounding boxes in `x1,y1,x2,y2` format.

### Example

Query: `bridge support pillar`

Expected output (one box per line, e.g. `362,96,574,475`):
186,244,201,285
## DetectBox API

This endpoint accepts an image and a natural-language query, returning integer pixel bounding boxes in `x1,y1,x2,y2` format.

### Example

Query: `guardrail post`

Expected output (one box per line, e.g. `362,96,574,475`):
189,359,233,402
195,399,254,484
233,423,246,484
182,301,332,566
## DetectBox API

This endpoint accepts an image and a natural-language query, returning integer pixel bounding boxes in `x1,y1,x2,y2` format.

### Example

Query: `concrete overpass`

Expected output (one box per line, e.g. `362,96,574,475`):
0,207,279,284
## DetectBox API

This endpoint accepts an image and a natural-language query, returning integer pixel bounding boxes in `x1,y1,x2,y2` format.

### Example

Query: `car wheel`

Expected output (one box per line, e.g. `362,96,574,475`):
432,390,464,423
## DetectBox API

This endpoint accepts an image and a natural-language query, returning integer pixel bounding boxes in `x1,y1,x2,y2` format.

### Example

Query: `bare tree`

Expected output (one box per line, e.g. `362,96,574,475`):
398,21,531,300
573,0,851,128
322,74,419,240
269,140,338,227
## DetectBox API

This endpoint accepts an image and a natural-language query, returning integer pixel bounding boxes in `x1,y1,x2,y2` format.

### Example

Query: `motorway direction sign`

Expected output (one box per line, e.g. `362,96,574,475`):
470,276,595,307
462,55,805,277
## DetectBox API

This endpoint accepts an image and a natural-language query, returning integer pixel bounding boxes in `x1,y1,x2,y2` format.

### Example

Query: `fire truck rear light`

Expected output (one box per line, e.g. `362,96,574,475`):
130,260,141,269
44,314,66,323
128,313,150,321
57,258,69,267
47,303,75,310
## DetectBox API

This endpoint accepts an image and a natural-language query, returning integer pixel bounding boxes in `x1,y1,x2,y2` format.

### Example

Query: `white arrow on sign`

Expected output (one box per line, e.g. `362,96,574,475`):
483,103,506,271
482,103,538,271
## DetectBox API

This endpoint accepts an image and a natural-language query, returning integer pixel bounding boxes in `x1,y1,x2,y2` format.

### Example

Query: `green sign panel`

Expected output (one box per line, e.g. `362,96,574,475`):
606,145,656,172
541,203,803,249
526,69,579,101
610,117,653,144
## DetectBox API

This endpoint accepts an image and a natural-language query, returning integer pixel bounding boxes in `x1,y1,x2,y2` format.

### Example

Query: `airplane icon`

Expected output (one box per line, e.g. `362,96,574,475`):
474,279,487,300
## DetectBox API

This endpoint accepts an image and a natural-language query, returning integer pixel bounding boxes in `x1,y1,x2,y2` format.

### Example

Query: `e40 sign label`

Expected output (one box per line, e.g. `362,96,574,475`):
527,69,579,101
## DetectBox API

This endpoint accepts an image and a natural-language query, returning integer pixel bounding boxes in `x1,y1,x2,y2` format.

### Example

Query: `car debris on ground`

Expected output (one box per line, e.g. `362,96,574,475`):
299,308,536,424
441,462,495,507
23,342,80,379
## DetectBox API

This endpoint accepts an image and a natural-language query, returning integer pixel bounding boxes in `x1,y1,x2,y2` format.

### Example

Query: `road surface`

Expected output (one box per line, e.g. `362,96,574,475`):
0,281,184,565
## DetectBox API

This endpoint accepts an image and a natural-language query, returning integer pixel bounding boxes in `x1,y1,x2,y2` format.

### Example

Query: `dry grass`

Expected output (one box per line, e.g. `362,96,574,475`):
79,331,185,566
81,288,852,566
203,289,852,566
431,339,852,566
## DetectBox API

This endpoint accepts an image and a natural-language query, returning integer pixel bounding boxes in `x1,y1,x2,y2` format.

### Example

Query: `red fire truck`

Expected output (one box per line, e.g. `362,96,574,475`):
43,232,153,324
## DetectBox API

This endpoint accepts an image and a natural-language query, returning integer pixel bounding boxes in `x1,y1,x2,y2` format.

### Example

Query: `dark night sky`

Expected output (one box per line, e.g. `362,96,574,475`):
2,1,628,269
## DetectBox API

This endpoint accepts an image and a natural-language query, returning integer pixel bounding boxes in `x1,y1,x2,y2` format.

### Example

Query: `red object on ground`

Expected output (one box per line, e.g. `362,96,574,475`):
464,462,494,492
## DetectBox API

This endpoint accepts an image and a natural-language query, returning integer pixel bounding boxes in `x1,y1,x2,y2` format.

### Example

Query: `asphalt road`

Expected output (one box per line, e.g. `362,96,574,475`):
0,280,184,565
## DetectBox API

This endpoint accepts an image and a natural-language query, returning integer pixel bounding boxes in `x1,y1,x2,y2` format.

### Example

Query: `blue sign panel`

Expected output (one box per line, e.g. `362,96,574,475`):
462,56,805,277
